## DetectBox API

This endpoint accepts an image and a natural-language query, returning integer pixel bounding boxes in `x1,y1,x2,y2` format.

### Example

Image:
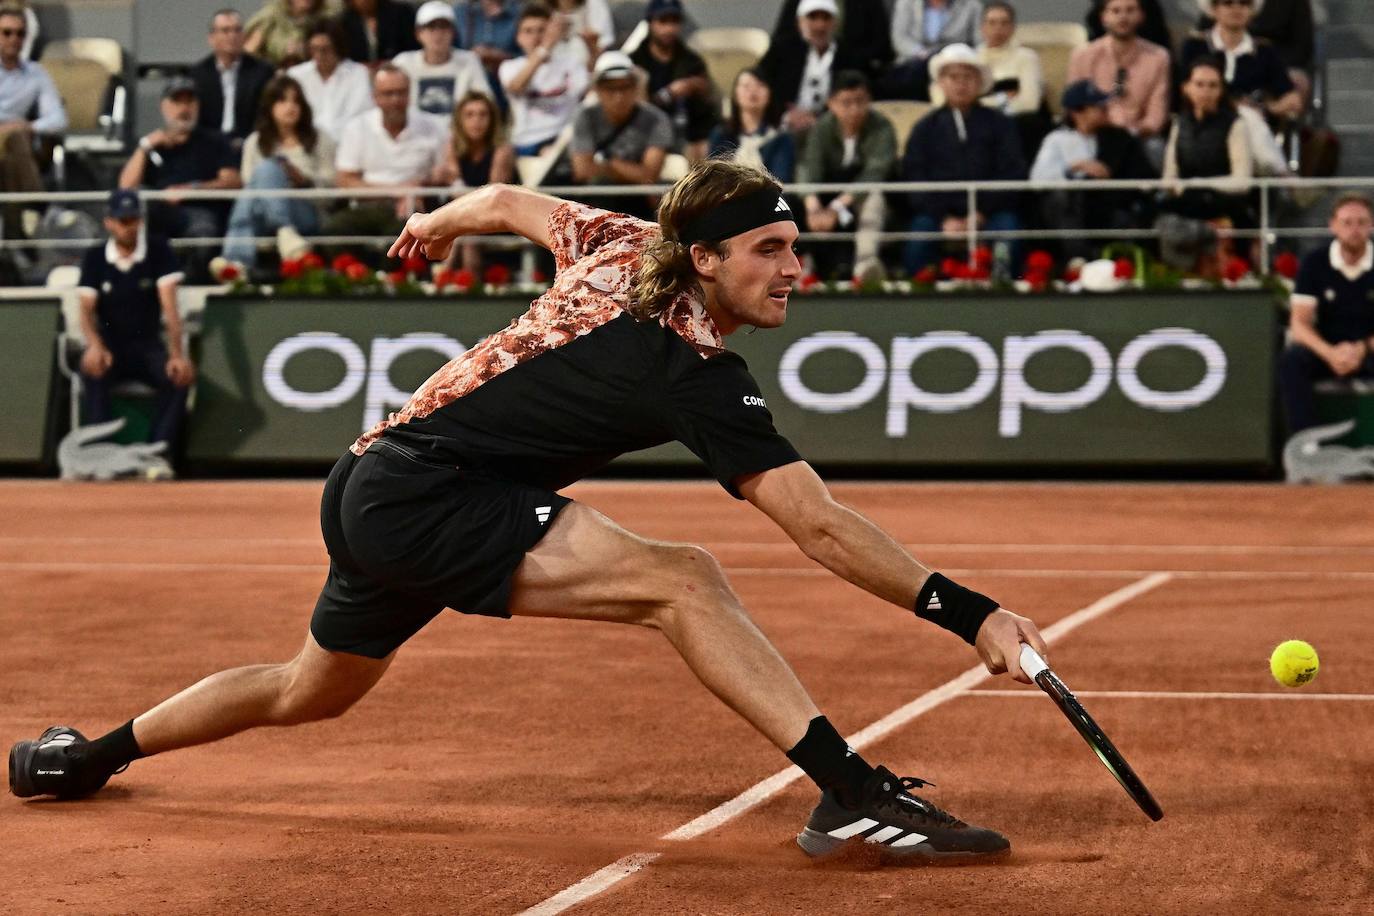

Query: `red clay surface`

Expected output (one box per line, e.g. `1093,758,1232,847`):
2,480,1372,915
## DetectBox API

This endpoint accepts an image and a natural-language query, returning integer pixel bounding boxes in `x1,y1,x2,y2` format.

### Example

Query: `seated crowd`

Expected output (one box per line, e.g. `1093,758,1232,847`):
0,0,1327,285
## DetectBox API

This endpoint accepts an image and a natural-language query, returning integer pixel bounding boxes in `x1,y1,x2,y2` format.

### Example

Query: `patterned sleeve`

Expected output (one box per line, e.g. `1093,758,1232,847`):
546,201,656,271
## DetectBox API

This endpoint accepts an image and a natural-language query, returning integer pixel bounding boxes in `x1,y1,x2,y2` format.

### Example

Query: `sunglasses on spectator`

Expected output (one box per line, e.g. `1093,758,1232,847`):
1,28,26,38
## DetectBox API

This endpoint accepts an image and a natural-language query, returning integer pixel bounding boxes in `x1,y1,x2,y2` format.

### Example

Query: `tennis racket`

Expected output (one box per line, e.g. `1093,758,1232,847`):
1019,644,1164,822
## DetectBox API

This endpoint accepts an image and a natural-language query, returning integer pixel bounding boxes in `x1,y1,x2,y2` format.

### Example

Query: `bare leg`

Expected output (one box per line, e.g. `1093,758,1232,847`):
131,631,393,756
508,503,821,751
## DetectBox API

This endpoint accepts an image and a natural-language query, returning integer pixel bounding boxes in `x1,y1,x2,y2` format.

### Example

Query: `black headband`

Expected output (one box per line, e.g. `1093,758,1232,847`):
678,187,797,247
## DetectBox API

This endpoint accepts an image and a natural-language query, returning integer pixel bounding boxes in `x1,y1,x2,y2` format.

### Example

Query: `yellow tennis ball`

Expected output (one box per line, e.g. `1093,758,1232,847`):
1270,640,1319,688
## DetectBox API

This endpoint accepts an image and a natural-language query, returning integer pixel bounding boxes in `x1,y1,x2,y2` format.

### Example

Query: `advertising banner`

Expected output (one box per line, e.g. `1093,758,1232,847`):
187,293,1277,468
0,299,61,465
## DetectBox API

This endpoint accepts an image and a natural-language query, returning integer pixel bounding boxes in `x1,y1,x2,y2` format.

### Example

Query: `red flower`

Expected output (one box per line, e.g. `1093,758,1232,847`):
402,255,429,276
280,258,303,279
1273,251,1300,280
1223,256,1250,282
433,267,452,290
800,273,821,290
940,257,964,279
331,253,357,273
1025,268,1050,292
1113,257,1135,280
1025,250,1054,273
968,264,991,281
453,268,476,290
343,262,370,282
218,263,240,282
1062,264,1082,283
483,263,511,286
300,252,325,272
387,269,408,285
972,246,994,270
913,266,938,285
531,268,549,284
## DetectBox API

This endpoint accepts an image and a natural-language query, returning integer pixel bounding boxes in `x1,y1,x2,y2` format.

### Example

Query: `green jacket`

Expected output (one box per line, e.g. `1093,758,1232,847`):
796,110,897,211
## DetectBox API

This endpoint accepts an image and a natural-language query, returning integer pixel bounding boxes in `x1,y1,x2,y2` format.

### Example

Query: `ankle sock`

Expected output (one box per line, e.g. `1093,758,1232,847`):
786,716,874,809
87,720,145,774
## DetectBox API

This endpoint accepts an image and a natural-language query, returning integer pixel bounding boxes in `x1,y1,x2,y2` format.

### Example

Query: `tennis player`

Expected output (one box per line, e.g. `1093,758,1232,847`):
11,160,1047,861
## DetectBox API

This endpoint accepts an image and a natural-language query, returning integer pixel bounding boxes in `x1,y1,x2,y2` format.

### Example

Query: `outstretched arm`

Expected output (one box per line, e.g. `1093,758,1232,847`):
738,460,1048,682
388,184,563,262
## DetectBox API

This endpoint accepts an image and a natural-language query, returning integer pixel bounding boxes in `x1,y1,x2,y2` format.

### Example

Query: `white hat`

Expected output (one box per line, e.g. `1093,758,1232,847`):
927,43,993,95
593,50,637,83
797,0,839,18
416,0,457,27
1197,0,1263,15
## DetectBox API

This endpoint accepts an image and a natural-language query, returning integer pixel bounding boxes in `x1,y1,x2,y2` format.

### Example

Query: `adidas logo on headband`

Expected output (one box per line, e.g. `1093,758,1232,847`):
680,187,798,246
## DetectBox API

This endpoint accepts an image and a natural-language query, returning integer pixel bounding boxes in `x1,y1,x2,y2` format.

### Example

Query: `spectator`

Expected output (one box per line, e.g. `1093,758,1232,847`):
329,64,448,240
118,77,241,276
900,43,1025,274
708,68,797,182
436,91,515,271
888,0,982,100
548,0,614,67
7,0,36,60
223,75,337,270
1280,193,1374,435
570,50,671,220
190,9,277,146
340,0,419,63
771,0,894,82
798,70,895,280
1030,79,1155,261
758,0,865,134
1179,0,1303,122
244,0,339,69
629,0,716,162
454,0,521,78
1067,0,1171,159
1085,0,1172,52
499,4,589,157
1243,0,1313,94
76,190,194,454
0,6,65,240
287,20,375,141
392,0,493,130
930,2,1040,116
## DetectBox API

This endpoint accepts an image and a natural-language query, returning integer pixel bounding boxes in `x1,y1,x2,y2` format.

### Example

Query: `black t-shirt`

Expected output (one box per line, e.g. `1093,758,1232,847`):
77,235,182,348
1294,243,1374,343
143,126,236,189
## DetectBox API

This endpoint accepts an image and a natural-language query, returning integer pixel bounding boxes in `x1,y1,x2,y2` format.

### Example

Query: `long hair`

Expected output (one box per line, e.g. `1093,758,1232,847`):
254,74,318,157
630,159,781,320
725,67,779,136
449,91,505,162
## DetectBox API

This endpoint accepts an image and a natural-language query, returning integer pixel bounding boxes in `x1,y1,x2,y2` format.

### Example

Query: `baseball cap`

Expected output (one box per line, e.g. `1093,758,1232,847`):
1061,79,1111,111
796,0,839,17
161,76,198,100
415,0,456,27
107,189,141,220
645,0,685,20
592,50,636,83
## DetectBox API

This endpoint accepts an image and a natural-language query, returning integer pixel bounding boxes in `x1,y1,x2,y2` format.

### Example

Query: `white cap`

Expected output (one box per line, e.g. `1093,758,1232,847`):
593,50,637,83
416,0,457,27
927,42,993,94
796,0,839,18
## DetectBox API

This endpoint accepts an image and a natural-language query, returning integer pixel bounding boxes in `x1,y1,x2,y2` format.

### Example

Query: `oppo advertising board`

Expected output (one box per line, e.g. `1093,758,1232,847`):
0,299,60,465
186,294,1277,468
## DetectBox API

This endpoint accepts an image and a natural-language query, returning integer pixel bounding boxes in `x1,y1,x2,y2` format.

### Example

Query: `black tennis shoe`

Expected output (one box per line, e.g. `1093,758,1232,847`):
9,726,120,799
796,766,1010,861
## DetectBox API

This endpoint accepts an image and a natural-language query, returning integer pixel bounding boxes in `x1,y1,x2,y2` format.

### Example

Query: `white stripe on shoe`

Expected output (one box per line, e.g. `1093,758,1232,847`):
866,825,904,844
827,817,879,839
890,832,929,847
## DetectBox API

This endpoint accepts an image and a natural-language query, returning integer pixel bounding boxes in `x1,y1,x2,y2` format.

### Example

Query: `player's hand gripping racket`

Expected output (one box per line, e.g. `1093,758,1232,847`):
1018,645,1164,822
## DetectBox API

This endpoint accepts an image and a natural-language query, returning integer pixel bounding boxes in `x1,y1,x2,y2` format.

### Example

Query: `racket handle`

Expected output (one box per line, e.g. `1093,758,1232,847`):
1019,643,1049,680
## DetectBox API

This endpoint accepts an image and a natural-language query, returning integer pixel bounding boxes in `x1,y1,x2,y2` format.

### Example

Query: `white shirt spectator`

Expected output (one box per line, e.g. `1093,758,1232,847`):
798,44,836,114
335,107,448,185
287,57,375,141
498,49,589,149
1029,128,1097,181
392,48,493,129
218,58,240,135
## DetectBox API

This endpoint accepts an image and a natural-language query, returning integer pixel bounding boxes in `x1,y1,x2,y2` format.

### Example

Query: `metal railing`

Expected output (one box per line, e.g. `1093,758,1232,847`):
3,176,1371,274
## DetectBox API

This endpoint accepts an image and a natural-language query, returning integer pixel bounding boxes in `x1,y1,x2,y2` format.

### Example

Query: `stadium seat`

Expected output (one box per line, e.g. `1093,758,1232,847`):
660,152,690,182
871,100,932,157
687,27,770,112
516,124,575,188
39,38,127,186
1016,22,1088,118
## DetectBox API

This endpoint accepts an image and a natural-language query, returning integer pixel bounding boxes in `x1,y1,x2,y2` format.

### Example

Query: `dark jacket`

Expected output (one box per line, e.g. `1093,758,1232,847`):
342,0,419,63
1178,33,1294,103
901,105,1026,218
757,38,865,124
768,0,893,79
189,52,275,141
1196,0,1314,71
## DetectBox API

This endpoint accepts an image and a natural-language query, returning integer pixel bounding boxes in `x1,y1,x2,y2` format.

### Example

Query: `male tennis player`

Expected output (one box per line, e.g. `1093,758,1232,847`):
12,160,1047,861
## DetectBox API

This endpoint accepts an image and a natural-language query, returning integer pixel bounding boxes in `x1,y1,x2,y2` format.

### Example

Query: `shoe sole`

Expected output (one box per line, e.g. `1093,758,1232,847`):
9,741,38,798
797,827,1011,863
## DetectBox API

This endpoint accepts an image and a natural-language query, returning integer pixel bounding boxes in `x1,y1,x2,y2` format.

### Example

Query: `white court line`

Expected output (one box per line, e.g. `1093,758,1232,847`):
517,572,1172,916
968,689,1374,702
520,853,663,916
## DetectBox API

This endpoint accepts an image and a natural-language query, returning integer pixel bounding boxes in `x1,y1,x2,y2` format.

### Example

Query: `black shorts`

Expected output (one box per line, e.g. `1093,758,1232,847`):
310,441,571,658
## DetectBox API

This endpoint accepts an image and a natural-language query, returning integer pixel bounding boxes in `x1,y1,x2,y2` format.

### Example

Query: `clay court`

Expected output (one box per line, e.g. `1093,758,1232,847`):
2,480,1372,914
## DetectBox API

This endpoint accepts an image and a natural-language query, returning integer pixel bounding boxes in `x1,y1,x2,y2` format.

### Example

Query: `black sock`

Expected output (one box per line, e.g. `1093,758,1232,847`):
86,720,145,774
786,716,874,809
